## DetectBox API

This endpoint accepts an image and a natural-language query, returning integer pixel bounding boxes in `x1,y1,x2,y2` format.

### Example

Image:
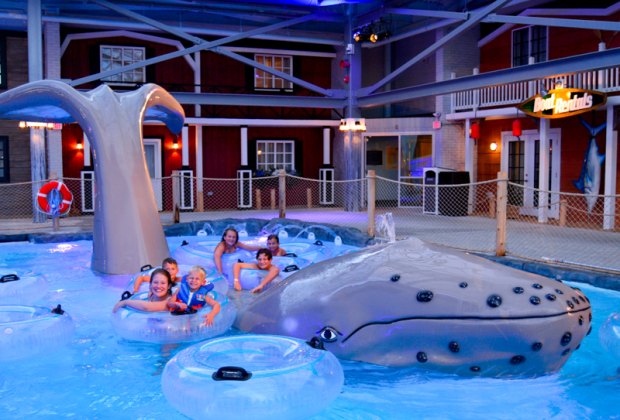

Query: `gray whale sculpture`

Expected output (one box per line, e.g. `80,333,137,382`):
0,80,184,274
235,237,592,377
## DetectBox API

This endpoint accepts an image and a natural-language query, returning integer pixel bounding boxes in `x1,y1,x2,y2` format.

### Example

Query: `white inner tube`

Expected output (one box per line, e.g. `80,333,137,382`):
162,334,344,419
111,291,237,344
0,271,48,305
0,305,74,362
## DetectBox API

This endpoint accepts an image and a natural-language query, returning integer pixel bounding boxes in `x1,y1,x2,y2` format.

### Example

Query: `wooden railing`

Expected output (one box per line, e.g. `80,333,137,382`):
452,66,620,112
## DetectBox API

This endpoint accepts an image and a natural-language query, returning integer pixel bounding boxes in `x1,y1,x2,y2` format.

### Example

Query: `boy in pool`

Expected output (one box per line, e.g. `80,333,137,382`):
168,265,220,326
266,234,287,257
132,257,181,294
232,248,280,294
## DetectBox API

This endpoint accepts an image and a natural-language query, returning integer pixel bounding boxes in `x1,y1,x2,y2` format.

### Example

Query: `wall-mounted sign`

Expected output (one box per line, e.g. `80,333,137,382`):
518,88,606,119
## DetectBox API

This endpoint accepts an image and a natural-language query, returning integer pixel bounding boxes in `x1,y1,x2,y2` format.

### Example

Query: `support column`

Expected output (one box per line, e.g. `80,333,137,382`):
177,125,194,211
181,126,190,167
195,127,204,211
538,119,550,223
80,134,95,213
240,126,248,166
44,21,63,180
603,105,617,230
28,0,46,222
465,118,475,214
237,126,252,208
320,127,335,205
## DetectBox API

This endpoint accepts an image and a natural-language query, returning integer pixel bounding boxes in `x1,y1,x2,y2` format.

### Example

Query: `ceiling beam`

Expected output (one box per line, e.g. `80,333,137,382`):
172,92,346,108
360,0,512,95
357,48,620,108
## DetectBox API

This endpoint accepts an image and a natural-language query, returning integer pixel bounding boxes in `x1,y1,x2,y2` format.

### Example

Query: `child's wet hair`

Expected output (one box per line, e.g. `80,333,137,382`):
162,257,178,266
267,234,280,244
221,228,239,244
189,265,207,278
256,248,273,260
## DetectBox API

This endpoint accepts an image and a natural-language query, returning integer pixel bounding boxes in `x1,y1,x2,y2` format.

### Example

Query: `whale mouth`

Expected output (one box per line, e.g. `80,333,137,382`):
341,306,591,343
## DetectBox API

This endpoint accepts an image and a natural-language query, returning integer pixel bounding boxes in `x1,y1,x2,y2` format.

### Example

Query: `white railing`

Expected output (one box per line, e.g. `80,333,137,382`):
452,66,620,112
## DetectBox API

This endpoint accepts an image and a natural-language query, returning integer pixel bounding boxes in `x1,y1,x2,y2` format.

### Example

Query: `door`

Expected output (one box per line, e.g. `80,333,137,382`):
143,138,163,211
501,129,560,218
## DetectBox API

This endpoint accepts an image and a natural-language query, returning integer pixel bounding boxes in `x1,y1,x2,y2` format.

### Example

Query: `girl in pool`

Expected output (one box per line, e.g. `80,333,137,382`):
232,248,280,294
266,234,287,256
112,268,173,313
213,228,260,275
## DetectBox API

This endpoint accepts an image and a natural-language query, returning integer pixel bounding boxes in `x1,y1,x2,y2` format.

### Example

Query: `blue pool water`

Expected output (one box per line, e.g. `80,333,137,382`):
1,237,619,419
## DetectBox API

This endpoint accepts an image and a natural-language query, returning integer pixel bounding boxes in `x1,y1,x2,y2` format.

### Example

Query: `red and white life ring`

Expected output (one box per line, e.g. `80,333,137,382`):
37,181,73,216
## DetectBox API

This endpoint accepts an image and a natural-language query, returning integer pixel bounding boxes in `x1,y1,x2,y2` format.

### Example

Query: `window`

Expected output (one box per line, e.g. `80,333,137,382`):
0,136,9,182
0,36,7,90
100,45,146,84
512,26,547,67
254,54,293,91
256,140,295,173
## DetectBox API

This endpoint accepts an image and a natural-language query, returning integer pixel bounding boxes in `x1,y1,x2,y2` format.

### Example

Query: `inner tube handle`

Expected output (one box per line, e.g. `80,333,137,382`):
284,252,298,258
0,274,20,283
314,240,324,246
51,304,65,315
140,264,153,272
212,366,252,381
283,264,300,273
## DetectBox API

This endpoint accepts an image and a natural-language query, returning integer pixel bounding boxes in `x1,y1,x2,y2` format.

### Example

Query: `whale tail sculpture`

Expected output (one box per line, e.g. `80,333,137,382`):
572,117,605,213
0,80,185,274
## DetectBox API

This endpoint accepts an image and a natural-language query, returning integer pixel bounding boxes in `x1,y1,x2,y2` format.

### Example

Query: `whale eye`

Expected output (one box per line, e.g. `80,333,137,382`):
317,326,341,343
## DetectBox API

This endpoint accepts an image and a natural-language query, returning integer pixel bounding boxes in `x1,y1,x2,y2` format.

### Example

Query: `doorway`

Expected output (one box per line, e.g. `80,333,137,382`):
143,138,163,211
501,129,561,218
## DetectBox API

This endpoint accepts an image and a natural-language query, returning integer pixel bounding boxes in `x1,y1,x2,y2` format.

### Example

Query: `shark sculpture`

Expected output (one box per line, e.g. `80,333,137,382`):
0,81,185,274
235,238,592,377
572,118,606,213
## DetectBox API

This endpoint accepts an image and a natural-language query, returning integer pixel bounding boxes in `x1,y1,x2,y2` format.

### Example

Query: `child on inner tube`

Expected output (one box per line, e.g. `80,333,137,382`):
132,257,181,295
213,228,262,277
167,265,220,326
232,248,280,294
113,268,173,313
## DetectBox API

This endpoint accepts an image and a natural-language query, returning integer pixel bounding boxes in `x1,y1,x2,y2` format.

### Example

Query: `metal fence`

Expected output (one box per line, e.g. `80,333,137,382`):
1,172,618,274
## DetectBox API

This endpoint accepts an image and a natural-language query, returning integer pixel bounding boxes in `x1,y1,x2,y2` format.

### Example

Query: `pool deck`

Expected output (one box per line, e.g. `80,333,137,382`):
1,207,618,290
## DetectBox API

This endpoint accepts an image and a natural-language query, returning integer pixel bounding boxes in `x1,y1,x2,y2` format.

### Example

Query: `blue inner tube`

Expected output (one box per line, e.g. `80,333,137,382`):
162,334,344,419
111,291,237,344
0,305,74,362
0,271,48,305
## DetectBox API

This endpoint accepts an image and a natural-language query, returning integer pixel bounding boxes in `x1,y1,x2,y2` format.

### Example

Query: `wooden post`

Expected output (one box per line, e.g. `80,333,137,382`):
487,192,496,218
495,172,507,256
270,189,276,210
278,169,286,218
306,188,312,208
255,189,262,210
367,170,376,237
559,199,567,227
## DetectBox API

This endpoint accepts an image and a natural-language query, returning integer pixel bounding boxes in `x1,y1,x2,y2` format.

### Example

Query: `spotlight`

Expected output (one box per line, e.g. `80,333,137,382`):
353,25,371,43
369,29,390,43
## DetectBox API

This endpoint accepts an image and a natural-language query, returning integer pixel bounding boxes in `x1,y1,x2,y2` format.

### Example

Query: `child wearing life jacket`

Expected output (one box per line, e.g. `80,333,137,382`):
168,266,220,326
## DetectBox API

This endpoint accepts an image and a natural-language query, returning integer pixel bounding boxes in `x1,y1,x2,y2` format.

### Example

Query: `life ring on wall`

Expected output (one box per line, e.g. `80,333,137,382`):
37,181,73,216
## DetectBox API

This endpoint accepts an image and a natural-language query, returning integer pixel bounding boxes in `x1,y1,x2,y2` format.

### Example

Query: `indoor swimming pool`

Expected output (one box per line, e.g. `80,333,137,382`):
0,235,619,419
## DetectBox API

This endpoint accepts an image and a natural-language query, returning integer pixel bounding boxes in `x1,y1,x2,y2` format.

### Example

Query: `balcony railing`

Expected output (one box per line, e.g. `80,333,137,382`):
451,65,620,112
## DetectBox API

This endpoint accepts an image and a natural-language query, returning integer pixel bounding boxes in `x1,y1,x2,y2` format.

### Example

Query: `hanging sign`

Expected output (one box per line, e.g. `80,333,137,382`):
518,88,606,119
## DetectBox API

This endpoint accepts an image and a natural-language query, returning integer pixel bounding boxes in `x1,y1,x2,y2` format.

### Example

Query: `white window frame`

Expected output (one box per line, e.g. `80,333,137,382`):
511,26,548,67
254,54,293,91
100,45,146,85
256,140,295,172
